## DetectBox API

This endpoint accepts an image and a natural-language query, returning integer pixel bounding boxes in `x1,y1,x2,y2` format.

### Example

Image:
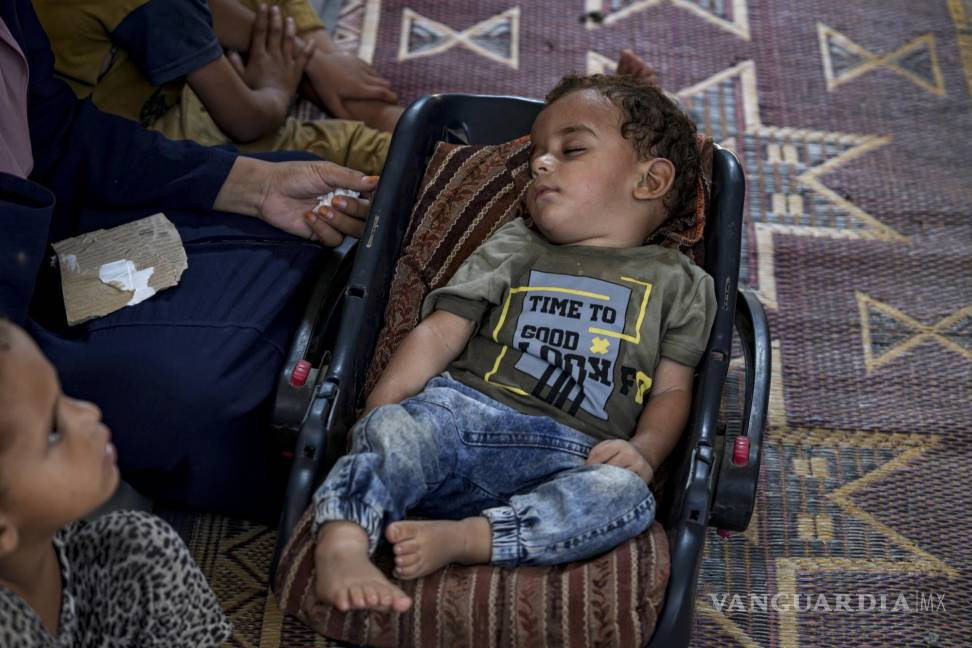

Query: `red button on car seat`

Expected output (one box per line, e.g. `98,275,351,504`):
290,360,311,387
732,436,749,466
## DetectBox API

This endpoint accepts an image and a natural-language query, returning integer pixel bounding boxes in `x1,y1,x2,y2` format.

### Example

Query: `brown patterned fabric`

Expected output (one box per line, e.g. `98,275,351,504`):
274,506,670,648
648,134,713,263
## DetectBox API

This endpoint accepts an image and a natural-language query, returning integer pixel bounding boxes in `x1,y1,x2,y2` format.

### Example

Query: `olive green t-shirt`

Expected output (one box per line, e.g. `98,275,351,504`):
421,218,717,442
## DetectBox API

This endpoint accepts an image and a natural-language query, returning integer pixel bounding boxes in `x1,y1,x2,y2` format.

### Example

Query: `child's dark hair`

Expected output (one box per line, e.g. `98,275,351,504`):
546,74,700,227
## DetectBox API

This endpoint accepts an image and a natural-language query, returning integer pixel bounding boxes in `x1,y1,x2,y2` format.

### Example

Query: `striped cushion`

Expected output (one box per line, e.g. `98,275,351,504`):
274,506,670,648
363,137,533,396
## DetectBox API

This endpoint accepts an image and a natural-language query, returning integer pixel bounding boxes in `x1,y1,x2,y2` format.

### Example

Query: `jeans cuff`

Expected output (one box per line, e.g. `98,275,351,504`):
482,506,521,566
312,496,384,555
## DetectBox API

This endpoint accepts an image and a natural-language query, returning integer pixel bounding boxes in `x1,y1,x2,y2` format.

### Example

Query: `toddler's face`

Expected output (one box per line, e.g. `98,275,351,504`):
0,326,118,536
526,89,651,247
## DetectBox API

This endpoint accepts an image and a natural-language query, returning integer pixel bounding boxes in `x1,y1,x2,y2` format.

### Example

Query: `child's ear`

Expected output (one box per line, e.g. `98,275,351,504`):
634,158,675,201
0,516,19,558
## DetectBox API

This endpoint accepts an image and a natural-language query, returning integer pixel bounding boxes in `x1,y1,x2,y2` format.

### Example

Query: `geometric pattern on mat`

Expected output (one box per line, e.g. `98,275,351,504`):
950,0,972,95
398,7,519,69
174,513,336,648
330,0,372,57
696,326,967,648
575,55,901,302
817,23,945,96
698,413,956,647
856,292,972,375
670,59,899,302
581,0,751,41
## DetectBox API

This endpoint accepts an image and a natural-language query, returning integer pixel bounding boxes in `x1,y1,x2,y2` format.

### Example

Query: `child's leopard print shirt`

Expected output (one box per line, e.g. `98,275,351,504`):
0,510,231,646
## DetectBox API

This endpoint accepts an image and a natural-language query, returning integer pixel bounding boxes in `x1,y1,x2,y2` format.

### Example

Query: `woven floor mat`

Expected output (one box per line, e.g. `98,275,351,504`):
177,1,972,646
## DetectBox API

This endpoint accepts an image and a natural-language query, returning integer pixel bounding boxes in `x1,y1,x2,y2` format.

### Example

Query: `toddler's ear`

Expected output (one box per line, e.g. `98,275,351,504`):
0,516,19,558
634,158,675,201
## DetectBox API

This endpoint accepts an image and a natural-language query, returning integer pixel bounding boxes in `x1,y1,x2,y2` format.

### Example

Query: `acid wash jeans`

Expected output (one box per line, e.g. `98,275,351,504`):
312,376,656,566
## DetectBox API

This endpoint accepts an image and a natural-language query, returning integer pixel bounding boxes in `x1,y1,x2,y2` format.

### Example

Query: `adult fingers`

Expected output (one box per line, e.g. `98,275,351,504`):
251,4,268,55
328,195,371,221
312,161,380,194
316,207,366,239
303,210,345,246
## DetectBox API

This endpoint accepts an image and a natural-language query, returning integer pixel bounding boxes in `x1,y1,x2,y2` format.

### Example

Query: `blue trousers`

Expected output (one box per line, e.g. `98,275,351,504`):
313,376,656,566
9,153,327,521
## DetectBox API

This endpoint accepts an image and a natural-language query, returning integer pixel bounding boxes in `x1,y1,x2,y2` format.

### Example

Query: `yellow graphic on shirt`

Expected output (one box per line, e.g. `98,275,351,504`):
590,337,611,354
587,276,653,343
635,371,653,405
482,347,529,396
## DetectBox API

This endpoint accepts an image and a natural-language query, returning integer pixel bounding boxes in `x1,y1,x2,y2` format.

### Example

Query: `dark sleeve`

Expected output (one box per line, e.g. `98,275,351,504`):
17,0,236,213
0,174,55,325
111,0,223,86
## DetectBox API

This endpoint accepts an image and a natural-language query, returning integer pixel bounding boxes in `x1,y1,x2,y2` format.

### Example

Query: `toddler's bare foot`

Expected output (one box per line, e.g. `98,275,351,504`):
616,48,659,86
314,521,412,613
386,517,491,580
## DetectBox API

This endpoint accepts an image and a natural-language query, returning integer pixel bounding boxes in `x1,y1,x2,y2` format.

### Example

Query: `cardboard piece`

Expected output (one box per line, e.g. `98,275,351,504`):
52,213,188,325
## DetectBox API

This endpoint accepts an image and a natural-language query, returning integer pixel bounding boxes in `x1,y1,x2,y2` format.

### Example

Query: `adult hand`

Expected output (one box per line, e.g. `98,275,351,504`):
306,51,397,119
213,157,379,246
259,162,377,245
585,439,655,485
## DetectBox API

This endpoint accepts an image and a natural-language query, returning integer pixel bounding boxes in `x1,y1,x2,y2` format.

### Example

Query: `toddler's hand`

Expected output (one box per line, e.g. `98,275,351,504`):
585,439,654,484
229,4,315,120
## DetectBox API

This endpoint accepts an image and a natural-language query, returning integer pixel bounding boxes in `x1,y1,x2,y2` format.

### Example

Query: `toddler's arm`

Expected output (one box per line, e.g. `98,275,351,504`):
630,358,695,469
586,357,694,483
364,310,475,413
187,5,310,142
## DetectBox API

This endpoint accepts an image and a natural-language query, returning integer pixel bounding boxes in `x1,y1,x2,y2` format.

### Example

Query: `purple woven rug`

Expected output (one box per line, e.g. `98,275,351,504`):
188,1,972,646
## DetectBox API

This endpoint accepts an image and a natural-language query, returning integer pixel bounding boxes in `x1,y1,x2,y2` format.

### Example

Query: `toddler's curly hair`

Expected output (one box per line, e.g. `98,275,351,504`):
546,74,700,229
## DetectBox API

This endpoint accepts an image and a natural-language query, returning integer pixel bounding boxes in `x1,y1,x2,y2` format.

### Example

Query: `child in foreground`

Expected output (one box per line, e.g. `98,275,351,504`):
0,321,230,647
312,72,716,614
